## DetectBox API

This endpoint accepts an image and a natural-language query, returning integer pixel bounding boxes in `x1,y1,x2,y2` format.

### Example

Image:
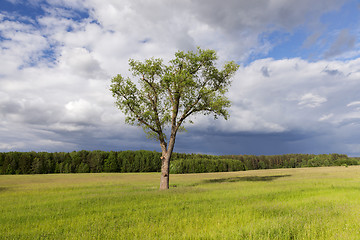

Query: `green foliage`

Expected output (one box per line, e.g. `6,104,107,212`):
103,151,118,172
0,151,359,175
77,163,90,173
87,150,106,173
31,158,44,174
170,158,246,174
110,48,239,153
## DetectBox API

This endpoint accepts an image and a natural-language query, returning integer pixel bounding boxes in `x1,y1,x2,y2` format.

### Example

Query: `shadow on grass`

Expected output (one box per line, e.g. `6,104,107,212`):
198,174,292,185
0,187,8,192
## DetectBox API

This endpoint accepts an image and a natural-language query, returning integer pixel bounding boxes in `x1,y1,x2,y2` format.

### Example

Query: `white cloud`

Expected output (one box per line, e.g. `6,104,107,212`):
64,99,102,123
214,57,360,135
0,18,49,74
347,101,360,107
59,47,106,78
298,93,327,108
319,113,334,122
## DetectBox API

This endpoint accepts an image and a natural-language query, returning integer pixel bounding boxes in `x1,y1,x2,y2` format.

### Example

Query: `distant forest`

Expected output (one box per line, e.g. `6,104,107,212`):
0,150,359,175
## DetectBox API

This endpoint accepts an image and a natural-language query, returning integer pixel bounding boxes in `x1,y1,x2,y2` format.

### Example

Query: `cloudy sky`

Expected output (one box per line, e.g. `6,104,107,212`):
1,0,360,156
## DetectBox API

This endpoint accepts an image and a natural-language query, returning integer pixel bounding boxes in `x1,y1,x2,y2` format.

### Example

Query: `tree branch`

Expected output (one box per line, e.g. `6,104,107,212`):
140,75,166,141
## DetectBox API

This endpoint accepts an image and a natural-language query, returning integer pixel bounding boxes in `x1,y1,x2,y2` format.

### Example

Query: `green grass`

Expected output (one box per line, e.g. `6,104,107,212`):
1,166,360,239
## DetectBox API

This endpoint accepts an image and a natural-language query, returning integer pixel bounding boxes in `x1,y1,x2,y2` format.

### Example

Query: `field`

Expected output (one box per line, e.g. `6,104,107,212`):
1,166,360,239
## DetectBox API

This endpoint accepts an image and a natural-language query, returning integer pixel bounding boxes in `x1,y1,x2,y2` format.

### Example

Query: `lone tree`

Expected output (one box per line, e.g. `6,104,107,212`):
110,47,239,190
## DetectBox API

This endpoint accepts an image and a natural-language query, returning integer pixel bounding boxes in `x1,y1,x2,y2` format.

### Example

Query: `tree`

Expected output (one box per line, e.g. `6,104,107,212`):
110,47,239,189
104,151,118,172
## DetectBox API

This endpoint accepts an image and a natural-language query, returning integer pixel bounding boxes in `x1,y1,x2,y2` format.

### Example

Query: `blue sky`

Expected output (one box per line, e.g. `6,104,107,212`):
1,0,360,156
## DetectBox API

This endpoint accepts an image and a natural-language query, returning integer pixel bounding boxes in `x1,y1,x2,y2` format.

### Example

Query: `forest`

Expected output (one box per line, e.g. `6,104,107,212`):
0,150,358,175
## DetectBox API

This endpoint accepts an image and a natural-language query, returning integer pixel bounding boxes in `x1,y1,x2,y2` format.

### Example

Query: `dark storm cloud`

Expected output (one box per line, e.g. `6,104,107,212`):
173,128,329,155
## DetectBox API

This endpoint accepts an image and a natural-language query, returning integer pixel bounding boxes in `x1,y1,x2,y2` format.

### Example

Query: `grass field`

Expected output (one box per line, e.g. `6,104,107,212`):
1,166,360,239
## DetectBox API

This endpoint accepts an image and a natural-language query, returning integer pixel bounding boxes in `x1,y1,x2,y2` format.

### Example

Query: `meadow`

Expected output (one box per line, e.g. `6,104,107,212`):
1,166,360,239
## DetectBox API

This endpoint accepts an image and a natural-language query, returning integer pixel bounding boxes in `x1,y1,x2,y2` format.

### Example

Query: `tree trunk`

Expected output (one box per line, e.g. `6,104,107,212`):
159,153,170,190
159,135,176,190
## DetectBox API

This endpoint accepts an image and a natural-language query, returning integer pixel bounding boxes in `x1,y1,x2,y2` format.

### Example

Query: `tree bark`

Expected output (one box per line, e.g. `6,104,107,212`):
160,153,170,190
159,135,176,190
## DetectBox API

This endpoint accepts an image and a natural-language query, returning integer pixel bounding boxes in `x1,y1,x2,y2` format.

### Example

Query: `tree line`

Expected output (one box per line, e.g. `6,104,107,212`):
169,153,359,173
0,150,358,175
0,150,161,175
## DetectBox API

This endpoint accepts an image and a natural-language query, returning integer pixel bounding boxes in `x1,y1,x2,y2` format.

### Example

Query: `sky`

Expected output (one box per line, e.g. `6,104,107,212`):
1,0,360,156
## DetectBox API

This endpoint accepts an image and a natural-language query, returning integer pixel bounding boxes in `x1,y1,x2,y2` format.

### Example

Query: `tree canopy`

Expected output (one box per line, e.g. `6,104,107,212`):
110,47,239,189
